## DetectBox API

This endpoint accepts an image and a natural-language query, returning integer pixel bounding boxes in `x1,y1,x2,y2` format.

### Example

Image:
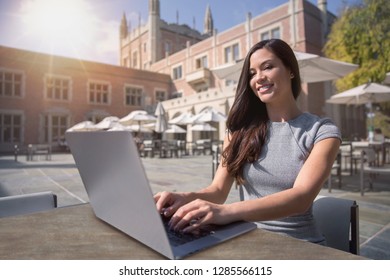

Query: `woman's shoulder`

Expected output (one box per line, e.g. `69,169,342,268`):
293,112,337,128
291,112,341,144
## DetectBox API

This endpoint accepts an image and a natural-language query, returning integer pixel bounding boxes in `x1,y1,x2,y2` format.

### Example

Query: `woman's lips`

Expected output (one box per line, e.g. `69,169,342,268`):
258,84,273,93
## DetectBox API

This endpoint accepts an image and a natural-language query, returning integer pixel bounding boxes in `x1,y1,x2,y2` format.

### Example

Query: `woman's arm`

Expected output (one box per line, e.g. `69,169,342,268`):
154,134,235,215
225,137,341,222
170,137,340,232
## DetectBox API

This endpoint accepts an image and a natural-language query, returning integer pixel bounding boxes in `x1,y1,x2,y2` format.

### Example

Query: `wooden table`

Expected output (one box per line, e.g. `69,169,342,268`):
0,204,364,260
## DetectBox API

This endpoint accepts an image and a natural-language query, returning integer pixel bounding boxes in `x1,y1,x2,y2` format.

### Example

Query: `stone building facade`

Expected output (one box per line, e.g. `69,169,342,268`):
120,0,341,140
1,0,354,153
0,46,171,152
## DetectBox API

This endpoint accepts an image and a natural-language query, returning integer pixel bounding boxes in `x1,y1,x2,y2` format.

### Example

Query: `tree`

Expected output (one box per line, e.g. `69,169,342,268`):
324,0,390,137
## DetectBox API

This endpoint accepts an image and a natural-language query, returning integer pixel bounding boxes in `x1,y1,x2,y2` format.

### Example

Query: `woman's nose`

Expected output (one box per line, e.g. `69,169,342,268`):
254,71,265,83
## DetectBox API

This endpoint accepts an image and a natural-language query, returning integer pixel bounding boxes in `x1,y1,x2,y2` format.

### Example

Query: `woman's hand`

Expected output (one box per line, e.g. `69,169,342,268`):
168,199,232,233
154,191,191,217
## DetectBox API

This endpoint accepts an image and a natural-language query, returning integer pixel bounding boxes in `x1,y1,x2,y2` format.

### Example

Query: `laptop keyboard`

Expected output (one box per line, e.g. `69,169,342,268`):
161,214,215,246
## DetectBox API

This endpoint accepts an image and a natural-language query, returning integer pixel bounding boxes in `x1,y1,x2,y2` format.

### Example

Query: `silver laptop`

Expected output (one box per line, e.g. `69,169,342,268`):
65,130,256,259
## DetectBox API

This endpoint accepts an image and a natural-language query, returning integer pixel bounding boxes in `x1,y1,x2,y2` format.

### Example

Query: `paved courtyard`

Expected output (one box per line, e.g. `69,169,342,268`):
0,153,389,259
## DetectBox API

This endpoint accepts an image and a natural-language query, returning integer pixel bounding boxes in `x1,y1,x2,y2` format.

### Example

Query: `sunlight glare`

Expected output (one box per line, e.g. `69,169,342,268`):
20,0,98,56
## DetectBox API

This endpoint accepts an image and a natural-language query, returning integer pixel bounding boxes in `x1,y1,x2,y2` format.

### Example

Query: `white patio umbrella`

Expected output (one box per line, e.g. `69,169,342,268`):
326,82,390,105
66,121,97,132
191,122,217,142
295,51,358,83
191,107,227,124
191,123,217,132
211,51,358,83
154,102,168,133
164,124,187,140
164,124,187,134
126,124,154,133
119,110,156,132
106,122,136,131
94,116,120,130
326,82,390,139
168,112,195,125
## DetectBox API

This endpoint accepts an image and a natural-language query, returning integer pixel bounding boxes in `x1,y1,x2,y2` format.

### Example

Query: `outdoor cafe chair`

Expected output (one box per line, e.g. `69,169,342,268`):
235,189,360,254
0,191,58,218
340,142,353,174
360,148,390,195
141,140,155,158
327,150,342,192
194,139,212,155
313,196,359,255
211,143,221,178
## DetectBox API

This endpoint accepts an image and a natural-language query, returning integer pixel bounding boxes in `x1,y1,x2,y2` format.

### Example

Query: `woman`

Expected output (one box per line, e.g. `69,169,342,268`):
154,39,341,244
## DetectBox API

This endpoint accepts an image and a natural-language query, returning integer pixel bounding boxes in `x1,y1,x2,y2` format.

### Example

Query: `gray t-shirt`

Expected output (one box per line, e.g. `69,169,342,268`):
241,112,341,243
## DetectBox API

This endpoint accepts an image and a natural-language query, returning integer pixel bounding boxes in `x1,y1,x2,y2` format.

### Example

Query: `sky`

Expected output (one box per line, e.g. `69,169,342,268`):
0,0,362,65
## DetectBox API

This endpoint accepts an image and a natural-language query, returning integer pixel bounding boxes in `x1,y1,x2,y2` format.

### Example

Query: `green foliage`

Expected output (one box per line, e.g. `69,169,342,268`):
324,0,390,136
324,0,390,89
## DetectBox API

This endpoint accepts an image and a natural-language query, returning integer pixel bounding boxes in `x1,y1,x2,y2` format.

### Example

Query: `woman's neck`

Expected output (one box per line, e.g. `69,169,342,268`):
266,103,302,122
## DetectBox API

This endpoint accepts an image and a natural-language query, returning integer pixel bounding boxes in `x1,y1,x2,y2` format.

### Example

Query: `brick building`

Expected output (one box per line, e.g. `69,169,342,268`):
1,0,355,153
0,46,171,153
120,0,344,140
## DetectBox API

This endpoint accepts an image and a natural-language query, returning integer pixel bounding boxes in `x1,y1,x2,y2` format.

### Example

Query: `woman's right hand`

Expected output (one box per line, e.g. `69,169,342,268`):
154,191,191,218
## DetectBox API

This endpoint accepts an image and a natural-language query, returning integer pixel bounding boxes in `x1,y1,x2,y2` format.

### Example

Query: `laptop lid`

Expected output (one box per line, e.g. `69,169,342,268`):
65,130,256,259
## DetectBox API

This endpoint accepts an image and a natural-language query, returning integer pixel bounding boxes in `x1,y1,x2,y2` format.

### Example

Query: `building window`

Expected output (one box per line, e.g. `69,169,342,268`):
155,90,166,102
88,81,110,105
43,114,69,144
172,65,182,80
125,86,143,106
224,43,239,63
165,41,172,55
195,56,208,69
122,57,128,67
87,115,106,124
271,27,280,39
225,79,237,87
45,75,71,101
171,91,182,99
261,27,281,40
132,51,138,68
0,70,23,98
261,32,269,41
0,112,22,144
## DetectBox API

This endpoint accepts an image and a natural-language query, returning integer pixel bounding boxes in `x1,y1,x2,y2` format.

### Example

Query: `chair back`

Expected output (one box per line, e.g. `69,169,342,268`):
313,196,359,254
211,144,221,178
0,191,57,218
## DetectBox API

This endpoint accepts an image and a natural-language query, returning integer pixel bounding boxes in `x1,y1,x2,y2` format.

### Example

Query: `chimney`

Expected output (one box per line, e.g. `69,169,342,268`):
317,0,328,42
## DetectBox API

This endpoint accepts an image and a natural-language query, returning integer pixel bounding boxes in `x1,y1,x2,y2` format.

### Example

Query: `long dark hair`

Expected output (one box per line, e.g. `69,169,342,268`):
222,39,301,185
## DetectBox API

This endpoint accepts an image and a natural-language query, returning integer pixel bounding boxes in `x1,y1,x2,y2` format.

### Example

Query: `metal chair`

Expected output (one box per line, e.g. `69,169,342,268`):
313,196,359,255
211,143,221,178
0,191,57,218
141,140,155,158
327,150,342,192
360,148,390,195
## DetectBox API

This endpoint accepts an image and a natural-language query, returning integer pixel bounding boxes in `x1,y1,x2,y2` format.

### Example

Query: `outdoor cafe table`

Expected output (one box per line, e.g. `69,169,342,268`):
0,203,364,260
352,141,386,166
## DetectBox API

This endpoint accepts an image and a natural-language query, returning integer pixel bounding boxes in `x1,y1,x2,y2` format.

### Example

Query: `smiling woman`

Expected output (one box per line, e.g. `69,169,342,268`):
20,0,98,56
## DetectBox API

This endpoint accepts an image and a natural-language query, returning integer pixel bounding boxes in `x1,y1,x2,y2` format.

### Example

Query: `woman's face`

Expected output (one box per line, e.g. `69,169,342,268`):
249,48,293,104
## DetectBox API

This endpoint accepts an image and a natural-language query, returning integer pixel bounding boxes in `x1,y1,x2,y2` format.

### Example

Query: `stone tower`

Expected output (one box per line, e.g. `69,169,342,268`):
119,12,128,39
148,0,160,64
204,4,214,35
